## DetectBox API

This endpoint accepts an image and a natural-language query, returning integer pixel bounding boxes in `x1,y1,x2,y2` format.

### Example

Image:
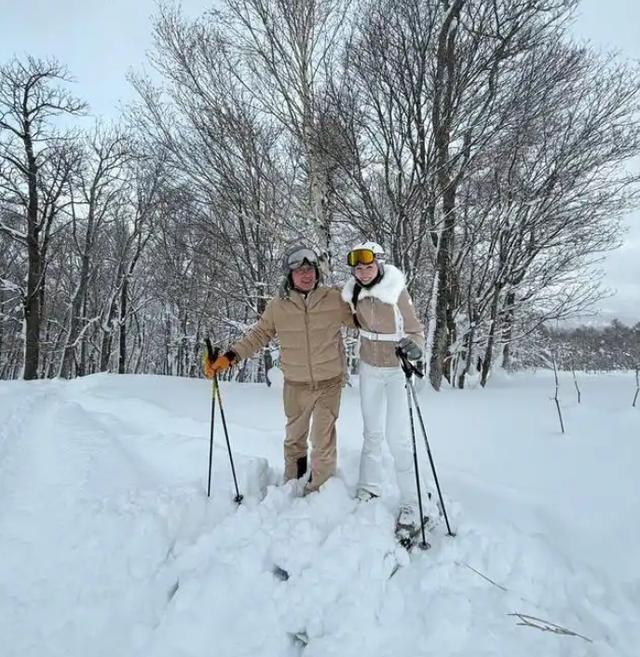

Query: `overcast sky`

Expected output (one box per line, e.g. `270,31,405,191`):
1,0,639,325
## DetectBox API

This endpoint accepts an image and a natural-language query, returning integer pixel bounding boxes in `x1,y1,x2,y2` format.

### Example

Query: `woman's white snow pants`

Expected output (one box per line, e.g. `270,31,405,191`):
358,362,418,509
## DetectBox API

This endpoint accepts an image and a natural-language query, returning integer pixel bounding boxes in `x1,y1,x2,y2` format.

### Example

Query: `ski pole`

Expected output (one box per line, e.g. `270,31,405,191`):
205,339,244,504
408,379,455,536
205,339,219,498
403,373,429,550
214,376,243,504
398,351,455,537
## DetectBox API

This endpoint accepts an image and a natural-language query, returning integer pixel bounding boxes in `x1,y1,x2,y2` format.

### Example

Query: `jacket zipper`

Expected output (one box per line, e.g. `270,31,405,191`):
303,297,316,387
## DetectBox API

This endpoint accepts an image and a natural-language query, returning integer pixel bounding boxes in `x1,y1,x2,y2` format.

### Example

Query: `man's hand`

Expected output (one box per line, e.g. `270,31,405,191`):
203,350,237,379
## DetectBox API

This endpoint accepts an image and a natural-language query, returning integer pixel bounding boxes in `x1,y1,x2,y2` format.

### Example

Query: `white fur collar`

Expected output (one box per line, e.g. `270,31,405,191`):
341,264,406,307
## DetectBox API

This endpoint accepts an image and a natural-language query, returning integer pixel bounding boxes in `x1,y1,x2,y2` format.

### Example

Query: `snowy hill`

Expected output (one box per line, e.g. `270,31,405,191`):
0,371,638,657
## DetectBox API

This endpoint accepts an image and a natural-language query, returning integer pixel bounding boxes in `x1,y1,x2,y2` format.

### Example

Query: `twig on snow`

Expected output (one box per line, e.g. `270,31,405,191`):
551,353,565,434
508,613,593,643
457,561,508,592
572,364,581,404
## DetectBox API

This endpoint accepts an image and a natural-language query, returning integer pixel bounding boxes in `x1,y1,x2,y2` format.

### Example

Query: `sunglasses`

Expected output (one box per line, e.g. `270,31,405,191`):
347,248,376,267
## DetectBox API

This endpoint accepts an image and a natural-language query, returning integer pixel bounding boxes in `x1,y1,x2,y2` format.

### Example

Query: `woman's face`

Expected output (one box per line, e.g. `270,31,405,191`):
354,261,379,285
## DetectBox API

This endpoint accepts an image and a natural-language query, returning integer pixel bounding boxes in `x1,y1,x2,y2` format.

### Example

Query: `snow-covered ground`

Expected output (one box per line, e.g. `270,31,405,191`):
0,370,638,657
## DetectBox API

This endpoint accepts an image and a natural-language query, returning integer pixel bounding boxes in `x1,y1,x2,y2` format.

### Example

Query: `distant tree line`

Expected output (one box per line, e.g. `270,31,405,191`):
511,319,640,372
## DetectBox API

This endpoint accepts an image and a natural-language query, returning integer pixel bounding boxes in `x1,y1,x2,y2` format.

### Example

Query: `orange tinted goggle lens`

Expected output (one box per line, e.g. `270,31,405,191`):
347,249,376,266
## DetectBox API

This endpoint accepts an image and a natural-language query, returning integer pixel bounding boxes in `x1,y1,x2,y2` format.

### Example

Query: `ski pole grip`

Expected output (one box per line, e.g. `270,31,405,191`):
396,348,412,376
396,348,425,379
412,361,425,379
205,338,219,362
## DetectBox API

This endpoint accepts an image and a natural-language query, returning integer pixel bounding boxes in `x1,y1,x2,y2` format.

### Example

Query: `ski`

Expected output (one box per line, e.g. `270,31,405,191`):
395,515,432,550
387,515,436,579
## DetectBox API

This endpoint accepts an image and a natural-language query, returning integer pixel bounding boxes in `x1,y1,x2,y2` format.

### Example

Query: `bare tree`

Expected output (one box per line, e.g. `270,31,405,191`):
3,3,639,387
0,56,86,378
425,0,578,390
111,157,165,374
0,223,24,378
454,43,640,387
219,0,352,264
58,125,132,378
131,9,294,380
331,0,440,295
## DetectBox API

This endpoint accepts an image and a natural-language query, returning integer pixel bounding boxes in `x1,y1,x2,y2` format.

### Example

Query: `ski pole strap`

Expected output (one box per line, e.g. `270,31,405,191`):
350,283,362,329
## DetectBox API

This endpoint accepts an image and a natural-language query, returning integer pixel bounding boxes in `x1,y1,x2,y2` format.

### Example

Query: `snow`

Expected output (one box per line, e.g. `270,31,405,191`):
0,370,638,657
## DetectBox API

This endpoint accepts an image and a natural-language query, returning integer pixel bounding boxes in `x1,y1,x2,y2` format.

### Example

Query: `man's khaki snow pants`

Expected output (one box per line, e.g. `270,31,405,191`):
282,376,342,493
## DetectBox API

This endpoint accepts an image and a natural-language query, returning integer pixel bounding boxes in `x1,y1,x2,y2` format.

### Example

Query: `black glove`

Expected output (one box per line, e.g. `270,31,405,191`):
223,349,239,364
397,337,422,361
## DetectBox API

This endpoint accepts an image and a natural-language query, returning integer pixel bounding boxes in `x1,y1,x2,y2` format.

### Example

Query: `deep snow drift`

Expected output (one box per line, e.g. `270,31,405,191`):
0,370,638,657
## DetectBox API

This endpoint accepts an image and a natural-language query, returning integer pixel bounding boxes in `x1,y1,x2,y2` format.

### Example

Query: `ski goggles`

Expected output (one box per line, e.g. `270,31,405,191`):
347,248,376,267
286,247,318,270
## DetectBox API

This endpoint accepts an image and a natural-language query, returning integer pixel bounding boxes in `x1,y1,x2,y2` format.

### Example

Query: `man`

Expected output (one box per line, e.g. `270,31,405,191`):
204,244,354,494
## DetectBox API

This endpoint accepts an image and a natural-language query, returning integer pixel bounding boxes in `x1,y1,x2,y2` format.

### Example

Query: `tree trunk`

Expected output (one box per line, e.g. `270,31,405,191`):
100,327,113,372
500,291,516,369
118,278,128,374
429,191,456,390
132,314,146,374
59,286,83,378
177,309,188,377
23,238,42,380
59,228,93,377
99,289,118,372
457,319,476,390
78,293,89,376
427,2,463,391
23,127,41,380
480,287,502,387
0,291,4,377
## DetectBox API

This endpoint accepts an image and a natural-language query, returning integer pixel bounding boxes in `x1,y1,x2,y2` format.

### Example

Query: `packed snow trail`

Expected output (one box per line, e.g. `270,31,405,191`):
0,372,638,656
0,377,268,657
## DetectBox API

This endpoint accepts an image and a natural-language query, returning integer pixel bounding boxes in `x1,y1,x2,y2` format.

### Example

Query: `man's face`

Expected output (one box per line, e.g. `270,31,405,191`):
354,261,379,285
291,263,317,292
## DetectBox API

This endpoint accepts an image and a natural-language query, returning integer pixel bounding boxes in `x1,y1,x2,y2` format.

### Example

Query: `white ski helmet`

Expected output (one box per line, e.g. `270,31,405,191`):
353,241,385,259
347,241,386,268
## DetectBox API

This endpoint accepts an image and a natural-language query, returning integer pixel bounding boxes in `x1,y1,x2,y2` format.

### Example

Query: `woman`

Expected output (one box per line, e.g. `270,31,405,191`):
342,241,425,533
